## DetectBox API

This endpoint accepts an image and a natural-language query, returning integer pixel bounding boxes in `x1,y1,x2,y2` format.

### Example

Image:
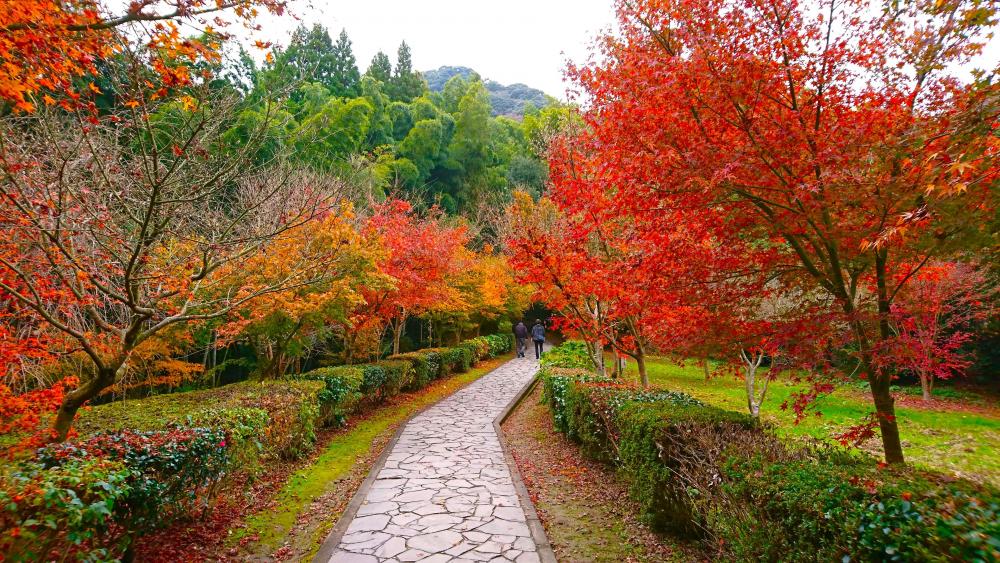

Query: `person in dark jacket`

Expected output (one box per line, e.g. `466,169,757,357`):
531,319,545,359
514,321,529,358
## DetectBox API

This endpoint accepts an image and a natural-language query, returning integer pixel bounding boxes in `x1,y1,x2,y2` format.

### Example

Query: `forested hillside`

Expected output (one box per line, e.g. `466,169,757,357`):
424,66,550,117
236,25,565,212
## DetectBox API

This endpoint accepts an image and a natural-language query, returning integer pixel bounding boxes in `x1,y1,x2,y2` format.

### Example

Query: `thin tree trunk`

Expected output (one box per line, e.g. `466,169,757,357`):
920,371,932,402
392,311,407,355
635,353,648,388
873,250,905,464
741,349,766,419
703,357,711,381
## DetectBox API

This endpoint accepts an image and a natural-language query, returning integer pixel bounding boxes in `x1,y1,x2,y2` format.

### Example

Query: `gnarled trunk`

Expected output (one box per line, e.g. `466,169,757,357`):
52,365,121,441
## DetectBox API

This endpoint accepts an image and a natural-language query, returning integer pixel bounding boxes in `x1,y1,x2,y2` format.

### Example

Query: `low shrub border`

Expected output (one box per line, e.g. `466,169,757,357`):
539,342,1000,562
0,333,515,561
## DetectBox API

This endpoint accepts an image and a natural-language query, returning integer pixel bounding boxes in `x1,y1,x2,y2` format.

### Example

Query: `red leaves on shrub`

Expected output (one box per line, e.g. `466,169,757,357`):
833,413,881,448
0,377,78,456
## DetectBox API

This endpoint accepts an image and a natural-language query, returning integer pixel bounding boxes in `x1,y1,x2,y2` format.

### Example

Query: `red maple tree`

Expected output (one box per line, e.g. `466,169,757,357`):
551,0,998,463
362,200,470,355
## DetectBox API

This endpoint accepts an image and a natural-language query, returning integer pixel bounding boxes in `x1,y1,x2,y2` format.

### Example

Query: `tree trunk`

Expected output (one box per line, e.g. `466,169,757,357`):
344,332,354,365
587,339,605,376
741,349,766,419
52,366,119,441
392,312,407,355
873,250,905,464
920,371,932,402
636,353,648,388
869,367,904,463
703,357,711,381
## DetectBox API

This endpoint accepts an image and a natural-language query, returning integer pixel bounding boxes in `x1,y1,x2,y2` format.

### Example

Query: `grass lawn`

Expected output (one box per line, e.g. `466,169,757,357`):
623,357,1000,485
229,356,509,560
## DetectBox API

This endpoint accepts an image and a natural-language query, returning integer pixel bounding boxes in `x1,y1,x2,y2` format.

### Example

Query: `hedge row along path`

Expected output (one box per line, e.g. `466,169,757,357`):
317,352,552,563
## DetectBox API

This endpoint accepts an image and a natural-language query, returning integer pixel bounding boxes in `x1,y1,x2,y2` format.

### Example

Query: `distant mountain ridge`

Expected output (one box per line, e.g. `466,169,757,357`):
422,66,549,117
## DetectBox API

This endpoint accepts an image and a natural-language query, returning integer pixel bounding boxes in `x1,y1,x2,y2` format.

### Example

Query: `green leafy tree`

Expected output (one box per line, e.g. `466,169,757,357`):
390,41,426,102
388,101,414,142
359,76,394,149
399,119,445,183
447,80,493,207
439,73,475,113
366,51,392,83
330,28,361,97
293,97,374,171
506,155,547,195
268,24,359,99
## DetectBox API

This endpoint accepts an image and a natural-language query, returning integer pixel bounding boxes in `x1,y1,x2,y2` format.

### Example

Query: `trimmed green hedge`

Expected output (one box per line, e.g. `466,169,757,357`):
296,366,365,426
388,351,440,389
375,360,414,398
76,380,323,462
539,342,1000,562
1,333,514,562
2,427,231,560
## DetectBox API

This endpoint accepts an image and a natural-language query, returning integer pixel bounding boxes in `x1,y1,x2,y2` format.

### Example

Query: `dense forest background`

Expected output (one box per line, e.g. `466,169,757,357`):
217,24,564,214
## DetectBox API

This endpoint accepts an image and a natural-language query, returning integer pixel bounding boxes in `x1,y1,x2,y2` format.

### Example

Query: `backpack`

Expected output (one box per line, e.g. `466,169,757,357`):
531,324,545,342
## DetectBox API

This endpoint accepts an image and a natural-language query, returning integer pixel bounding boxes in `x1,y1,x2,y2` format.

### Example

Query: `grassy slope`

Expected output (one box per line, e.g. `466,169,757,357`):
625,358,1000,484
231,356,508,558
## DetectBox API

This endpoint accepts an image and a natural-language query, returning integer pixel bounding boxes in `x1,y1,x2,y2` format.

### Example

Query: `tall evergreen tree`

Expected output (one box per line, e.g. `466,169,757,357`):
366,51,392,83
330,28,361,97
390,41,426,102
269,24,359,98
272,24,335,90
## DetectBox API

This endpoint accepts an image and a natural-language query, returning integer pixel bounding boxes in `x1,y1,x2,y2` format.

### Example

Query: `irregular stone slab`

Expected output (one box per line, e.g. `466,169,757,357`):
322,355,543,562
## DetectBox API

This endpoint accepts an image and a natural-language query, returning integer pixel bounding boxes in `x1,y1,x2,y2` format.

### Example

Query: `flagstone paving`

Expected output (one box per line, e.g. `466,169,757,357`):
323,354,545,563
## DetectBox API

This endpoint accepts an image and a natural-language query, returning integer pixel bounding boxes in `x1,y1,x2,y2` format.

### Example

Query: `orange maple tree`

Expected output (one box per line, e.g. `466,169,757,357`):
362,200,471,355
0,0,286,111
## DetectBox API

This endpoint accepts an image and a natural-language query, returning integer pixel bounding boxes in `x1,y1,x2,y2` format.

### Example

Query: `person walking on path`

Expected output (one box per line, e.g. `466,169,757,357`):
514,320,529,358
531,319,545,359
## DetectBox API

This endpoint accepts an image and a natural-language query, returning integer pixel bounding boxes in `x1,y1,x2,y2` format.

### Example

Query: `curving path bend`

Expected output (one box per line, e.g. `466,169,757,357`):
318,353,550,563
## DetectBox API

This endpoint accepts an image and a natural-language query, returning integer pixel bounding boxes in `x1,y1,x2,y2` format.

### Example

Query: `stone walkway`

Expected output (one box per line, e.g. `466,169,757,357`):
321,354,547,563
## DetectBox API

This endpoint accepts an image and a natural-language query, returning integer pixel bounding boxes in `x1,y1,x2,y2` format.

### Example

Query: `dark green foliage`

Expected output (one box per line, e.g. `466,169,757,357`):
388,351,439,389
76,381,322,460
390,346,465,386
243,35,552,211
720,456,1000,562
389,41,426,103
540,340,592,369
614,399,757,537
1,427,230,560
0,334,514,561
366,51,392,83
453,346,474,372
538,346,1000,561
375,360,413,399
0,458,133,560
360,364,388,396
269,24,359,98
482,333,513,357
457,340,487,363
329,29,361,97
423,66,549,117
295,366,365,426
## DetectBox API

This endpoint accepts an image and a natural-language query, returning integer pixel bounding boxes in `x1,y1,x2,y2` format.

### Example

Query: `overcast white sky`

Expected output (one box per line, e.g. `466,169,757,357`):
254,0,617,98
244,0,997,100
